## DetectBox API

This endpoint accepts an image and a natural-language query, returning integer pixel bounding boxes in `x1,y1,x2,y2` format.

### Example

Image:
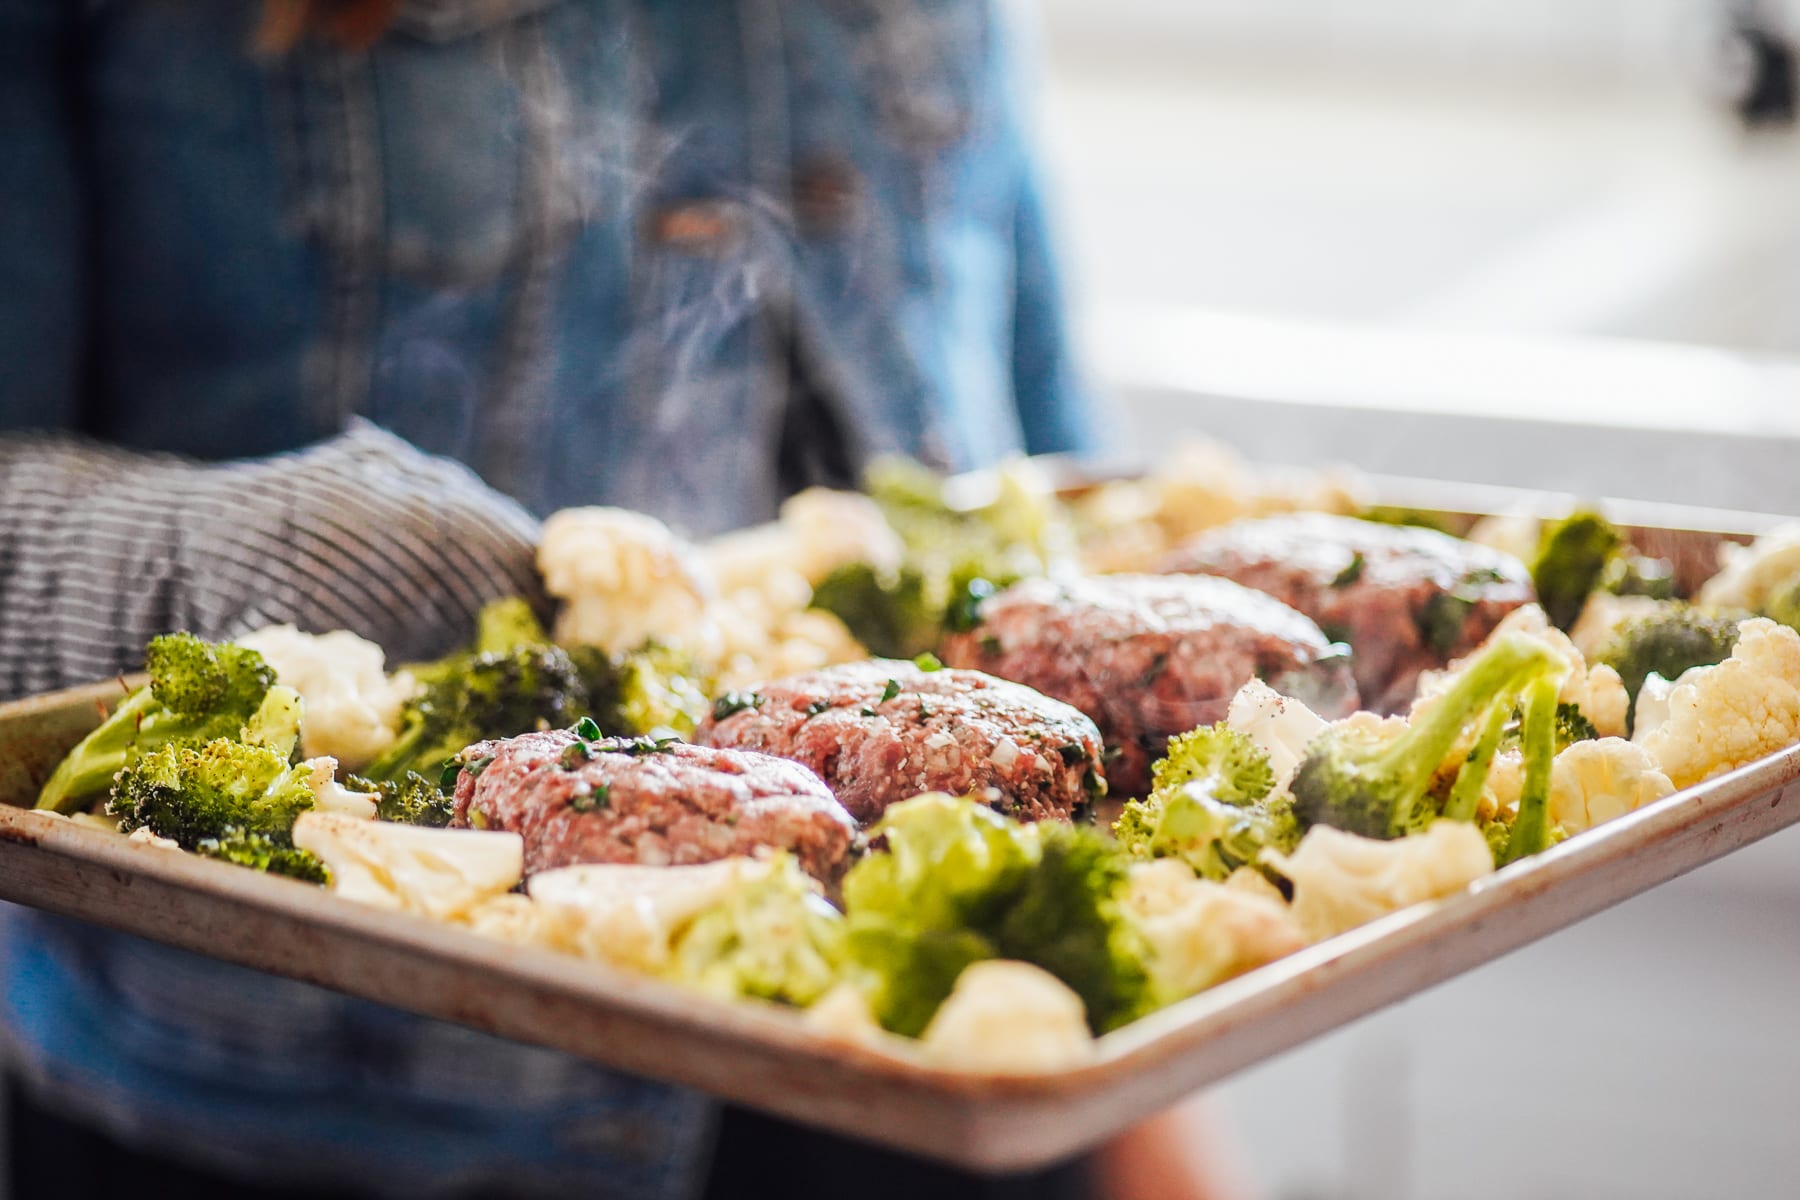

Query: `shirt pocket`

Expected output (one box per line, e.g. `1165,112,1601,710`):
278,0,587,290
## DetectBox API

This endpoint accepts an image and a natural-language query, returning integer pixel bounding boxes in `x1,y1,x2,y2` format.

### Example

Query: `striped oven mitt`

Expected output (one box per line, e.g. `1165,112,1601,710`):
0,421,546,701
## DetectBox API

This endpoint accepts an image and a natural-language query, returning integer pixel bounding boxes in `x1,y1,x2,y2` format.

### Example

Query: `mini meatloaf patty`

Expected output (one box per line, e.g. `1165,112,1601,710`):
938,574,1358,798
1157,513,1534,714
450,729,856,880
694,659,1107,824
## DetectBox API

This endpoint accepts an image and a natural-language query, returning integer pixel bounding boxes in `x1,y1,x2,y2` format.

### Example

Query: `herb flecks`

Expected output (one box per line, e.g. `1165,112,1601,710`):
912,652,944,672
570,783,612,813
1331,552,1366,589
880,679,902,703
804,699,832,719
711,692,762,722
1142,653,1170,688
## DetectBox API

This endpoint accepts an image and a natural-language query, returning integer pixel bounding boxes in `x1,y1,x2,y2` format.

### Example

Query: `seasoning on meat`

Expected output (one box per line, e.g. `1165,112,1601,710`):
1158,513,1533,714
695,659,1108,824
939,574,1358,798
450,729,856,881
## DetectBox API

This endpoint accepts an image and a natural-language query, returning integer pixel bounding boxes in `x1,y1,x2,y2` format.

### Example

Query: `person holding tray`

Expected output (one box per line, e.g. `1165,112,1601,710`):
0,2,1241,1198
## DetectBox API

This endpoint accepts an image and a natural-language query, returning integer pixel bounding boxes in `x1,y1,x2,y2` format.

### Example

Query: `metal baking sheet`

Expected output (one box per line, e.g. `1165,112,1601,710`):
0,489,1795,1171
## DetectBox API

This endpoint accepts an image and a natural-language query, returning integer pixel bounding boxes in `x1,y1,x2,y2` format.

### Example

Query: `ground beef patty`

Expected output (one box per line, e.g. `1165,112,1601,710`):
1158,513,1534,714
694,659,1107,824
450,729,855,881
938,574,1358,798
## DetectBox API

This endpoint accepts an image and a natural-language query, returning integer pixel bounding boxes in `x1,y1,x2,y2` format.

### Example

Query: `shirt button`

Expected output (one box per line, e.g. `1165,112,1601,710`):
793,157,862,237
648,200,745,256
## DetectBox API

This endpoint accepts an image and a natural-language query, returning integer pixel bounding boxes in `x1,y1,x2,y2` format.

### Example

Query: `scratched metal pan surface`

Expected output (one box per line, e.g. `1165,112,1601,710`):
1,490,1797,1172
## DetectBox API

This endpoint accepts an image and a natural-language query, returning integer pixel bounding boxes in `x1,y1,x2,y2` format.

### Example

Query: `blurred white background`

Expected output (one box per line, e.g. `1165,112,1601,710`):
1034,0,1800,509
1030,4,1800,1197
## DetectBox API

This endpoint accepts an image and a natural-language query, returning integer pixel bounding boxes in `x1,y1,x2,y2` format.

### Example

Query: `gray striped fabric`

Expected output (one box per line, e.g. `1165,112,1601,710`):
0,421,546,700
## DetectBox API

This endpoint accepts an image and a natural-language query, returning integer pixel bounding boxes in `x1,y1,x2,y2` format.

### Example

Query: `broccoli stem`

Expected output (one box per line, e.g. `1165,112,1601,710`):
1500,674,1560,865
360,718,431,784
1373,634,1556,837
1442,699,1511,824
35,688,161,814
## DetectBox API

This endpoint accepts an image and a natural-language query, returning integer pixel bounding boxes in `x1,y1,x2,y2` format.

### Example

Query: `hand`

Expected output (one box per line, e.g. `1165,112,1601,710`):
0,422,544,697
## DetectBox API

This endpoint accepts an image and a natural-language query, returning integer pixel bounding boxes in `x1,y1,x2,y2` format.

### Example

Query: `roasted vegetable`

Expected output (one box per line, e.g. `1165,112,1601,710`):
37,633,277,813
1595,606,1741,728
346,771,456,827
109,686,315,850
843,794,1149,1036
1112,726,1300,882
1532,510,1623,630
1290,634,1562,840
195,828,330,884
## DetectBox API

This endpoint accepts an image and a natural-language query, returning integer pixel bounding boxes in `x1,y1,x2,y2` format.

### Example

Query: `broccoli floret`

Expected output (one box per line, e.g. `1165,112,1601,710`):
814,457,1055,657
1113,726,1298,882
668,857,845,1008
809,562,940,659
346,771,455,827
1291,633,1562,839
195,827,330,884
1149,726,1276,805
842,794,1149,1036
1595,606,1741,727
1118,788,1303,883
988,823,1151,1033
362,643,589,782
1764,578,1800,633
605,644,709,738
1358,506,1456,535
473,596,551,655
1494,674,1561,865
1494,701,1597,758
1600,554,1677,600
1532,510,1623,629
37,633,278,814
1553,702,1600,750
109,688,318,848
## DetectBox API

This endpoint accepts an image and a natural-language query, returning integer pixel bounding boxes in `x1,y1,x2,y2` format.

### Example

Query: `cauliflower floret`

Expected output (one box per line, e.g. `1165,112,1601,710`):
1465,511,1541,567
1261,822,1495,943
1697,525,1800,613
1071,480,1171,575
710,584,867,692
802,983,893,1048
126,825,181,850
707,488,902,594
1417,605,1627,739
299,757,378,820
526,858,772,973
778,488,906,584
539,507,719,656
292,811,523,922
1548,738,1675,835
1568,592,1673,662
1224,865,1287,903
1121,859,1305,1002
456,893,565,948
1628,669,1710,744
235,625,413,770
1482,749,1525,819
1636,618,1800,788
918,961,1094,1073
1225,679,1327,790
1146,439,1259,540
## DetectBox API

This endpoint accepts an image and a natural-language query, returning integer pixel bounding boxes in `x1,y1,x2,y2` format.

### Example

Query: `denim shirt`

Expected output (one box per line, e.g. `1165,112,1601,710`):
0,0,1092,1194
2,0,1090,535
